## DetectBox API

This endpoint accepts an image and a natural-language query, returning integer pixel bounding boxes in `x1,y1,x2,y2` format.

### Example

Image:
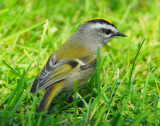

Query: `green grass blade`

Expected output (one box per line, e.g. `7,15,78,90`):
2,60,21,77
154,94,158,126
0,20,45,42
129,37,146,90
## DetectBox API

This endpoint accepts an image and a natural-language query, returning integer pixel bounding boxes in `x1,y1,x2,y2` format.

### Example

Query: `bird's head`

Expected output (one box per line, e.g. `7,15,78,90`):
75,18,127,46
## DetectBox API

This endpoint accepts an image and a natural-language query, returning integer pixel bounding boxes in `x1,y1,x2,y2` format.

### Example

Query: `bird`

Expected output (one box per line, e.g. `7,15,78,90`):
30,18,127,113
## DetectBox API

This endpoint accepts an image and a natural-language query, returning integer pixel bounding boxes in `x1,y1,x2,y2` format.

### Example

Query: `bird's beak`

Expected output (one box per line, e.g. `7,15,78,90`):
115,32,127,37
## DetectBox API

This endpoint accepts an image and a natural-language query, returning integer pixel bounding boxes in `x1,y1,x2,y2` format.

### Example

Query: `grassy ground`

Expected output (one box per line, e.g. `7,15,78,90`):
0,0,160,125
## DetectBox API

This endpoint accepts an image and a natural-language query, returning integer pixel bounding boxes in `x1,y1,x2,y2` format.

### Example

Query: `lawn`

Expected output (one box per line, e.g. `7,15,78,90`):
0,0,160,125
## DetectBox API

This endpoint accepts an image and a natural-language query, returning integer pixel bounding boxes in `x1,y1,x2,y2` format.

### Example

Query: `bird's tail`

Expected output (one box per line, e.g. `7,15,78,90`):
36,81,64,113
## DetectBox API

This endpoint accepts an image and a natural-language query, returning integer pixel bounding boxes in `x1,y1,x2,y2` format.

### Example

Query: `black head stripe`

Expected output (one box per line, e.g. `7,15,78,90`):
87,19,116,28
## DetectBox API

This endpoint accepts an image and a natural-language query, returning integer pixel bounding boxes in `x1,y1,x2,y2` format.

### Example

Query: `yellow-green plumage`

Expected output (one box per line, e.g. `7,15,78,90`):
56,39,94,61
31,40,97,113
36,81,64,112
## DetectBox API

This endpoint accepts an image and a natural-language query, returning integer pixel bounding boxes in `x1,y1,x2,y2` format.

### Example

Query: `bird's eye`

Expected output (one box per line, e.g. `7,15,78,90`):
104,29,111,34
101,28,112,34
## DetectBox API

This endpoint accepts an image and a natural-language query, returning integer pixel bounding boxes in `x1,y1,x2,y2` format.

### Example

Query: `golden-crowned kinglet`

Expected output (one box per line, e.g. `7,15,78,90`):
30,18,127,112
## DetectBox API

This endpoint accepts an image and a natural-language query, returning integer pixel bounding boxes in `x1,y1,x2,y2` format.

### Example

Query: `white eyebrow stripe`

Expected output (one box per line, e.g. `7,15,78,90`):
90,23,117,32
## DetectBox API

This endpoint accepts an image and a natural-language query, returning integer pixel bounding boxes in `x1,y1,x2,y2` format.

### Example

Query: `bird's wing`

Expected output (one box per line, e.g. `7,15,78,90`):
30,53,58,93
30,54,97,93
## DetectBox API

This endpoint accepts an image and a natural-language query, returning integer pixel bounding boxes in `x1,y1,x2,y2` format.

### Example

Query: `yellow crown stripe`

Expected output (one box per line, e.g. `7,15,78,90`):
87,18,112,24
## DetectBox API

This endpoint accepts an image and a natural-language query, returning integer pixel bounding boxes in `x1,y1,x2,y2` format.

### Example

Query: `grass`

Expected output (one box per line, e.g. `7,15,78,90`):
0,0,160,125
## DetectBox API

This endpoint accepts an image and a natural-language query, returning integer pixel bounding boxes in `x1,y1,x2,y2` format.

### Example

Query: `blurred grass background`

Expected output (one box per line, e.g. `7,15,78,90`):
0,0,160,125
